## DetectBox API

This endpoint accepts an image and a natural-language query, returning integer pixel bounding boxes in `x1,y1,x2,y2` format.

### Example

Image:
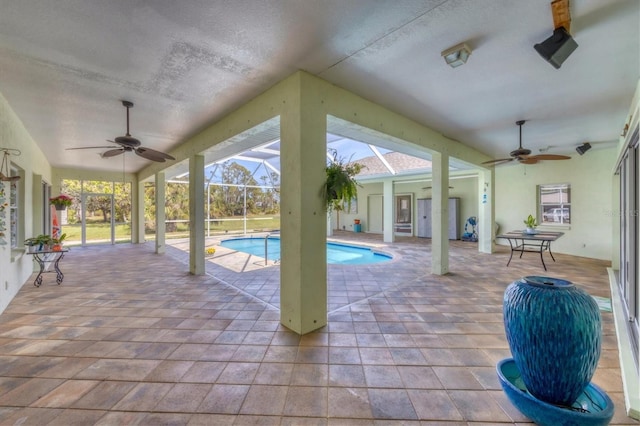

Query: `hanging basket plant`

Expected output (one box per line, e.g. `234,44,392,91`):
50,194,73,210
324,150,364,212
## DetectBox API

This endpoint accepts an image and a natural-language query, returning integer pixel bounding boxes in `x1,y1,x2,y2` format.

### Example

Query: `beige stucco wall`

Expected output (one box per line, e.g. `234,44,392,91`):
495,147,617,261
0,92,52,312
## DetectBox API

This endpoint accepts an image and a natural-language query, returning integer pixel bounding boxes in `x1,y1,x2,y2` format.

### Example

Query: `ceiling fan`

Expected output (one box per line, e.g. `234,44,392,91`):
67,100,175,162
482,120,571,166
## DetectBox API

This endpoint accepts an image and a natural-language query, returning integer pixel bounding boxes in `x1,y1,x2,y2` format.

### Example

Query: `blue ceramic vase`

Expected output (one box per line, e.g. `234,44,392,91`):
503,276,601,406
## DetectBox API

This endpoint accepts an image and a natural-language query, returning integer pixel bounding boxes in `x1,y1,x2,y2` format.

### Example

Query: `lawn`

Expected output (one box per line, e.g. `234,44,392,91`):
63,216,280,244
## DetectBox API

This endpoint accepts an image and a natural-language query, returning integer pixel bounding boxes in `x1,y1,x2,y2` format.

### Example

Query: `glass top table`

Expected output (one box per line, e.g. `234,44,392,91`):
496,230,564,271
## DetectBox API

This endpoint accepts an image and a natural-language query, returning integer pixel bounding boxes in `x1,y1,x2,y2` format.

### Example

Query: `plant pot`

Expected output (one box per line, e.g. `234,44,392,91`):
52,244,62,252
354,219,360,224
503,276,601,406
54,205,65,211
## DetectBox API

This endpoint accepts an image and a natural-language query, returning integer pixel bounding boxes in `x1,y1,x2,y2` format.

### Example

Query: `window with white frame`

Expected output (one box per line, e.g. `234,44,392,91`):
539,183,571,225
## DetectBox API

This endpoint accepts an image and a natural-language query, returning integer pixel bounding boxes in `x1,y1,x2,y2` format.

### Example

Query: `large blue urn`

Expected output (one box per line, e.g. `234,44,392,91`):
503,276,601,406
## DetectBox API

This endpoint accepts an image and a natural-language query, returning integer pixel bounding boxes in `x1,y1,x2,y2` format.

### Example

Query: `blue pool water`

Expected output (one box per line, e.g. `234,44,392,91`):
220,237,392,265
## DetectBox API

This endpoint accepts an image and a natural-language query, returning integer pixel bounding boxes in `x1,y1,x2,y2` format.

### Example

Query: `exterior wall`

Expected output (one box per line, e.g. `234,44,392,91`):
495,148,616,261
336,175,479,236
0,92,52,313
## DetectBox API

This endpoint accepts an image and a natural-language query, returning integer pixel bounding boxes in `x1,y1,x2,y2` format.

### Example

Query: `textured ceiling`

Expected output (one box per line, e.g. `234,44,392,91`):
0,0,638,174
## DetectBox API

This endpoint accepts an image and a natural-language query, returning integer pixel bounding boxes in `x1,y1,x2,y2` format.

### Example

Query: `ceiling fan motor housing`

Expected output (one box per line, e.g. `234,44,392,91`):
510,147,531,157
114,135,141,148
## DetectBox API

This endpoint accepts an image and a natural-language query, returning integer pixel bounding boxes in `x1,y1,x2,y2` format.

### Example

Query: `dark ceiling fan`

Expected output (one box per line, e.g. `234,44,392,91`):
67,100,175,162
482,120,571,166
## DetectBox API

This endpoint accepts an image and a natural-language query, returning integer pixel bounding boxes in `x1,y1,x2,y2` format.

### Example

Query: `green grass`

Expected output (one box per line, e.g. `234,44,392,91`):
63,221,131,243
63,216,280,243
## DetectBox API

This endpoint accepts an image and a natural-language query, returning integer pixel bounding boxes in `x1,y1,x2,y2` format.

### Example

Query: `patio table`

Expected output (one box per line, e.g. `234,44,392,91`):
496,230,564,271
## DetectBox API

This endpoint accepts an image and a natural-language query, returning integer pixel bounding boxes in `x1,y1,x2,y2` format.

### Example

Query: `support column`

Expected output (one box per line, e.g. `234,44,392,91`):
478,169,495,254
280,73,327,335
383,179,395,243
131,177,142,244
189,155,205,275
155,172,166,254
431,152,449,275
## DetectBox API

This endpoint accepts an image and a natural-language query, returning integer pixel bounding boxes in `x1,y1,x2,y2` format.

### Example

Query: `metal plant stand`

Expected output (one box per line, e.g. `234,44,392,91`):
27,249,69,286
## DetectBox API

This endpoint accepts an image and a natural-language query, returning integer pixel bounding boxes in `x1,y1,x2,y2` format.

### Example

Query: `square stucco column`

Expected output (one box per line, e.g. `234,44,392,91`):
383,180,395,243
431,152,449,275
155,172,166,254
189,154,205,275
478,169,494,254
279,78,327,335
132,179,143,244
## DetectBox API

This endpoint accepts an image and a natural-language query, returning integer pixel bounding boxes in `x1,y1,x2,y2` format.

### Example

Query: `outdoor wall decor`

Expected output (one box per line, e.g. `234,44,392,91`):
0,182,6,246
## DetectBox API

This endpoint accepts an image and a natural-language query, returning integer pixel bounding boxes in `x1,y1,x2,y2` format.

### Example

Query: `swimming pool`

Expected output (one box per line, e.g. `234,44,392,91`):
220,236,392,265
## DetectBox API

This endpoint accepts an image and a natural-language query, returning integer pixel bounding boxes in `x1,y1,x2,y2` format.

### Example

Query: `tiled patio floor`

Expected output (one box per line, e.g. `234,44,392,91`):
0,232,636,425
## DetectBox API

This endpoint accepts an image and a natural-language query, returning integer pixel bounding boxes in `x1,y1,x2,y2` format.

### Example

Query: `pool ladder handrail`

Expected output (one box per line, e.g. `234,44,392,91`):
264,234,270,266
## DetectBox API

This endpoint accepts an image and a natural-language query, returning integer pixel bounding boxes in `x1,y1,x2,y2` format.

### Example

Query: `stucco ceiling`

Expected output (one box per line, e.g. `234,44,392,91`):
0,0,638,174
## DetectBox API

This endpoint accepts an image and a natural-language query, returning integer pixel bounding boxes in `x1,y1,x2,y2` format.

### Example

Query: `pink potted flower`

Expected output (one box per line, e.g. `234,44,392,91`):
50,194,73,211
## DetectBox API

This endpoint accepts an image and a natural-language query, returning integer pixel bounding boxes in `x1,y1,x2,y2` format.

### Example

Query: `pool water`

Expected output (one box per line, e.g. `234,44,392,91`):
220,237,392,265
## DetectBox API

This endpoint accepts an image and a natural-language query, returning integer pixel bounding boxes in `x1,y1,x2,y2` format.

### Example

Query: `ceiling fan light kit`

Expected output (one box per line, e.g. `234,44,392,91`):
67,100,175,163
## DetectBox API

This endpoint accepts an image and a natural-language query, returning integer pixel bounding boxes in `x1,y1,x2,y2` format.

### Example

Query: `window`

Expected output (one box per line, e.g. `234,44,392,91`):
539,183,570,225
617,127,638,364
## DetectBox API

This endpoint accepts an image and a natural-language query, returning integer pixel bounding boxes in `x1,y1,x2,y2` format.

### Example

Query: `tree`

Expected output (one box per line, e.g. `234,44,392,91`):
210,162,260,217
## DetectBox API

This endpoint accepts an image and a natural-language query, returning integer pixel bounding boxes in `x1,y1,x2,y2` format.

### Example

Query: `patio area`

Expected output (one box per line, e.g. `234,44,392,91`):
0,233,635,425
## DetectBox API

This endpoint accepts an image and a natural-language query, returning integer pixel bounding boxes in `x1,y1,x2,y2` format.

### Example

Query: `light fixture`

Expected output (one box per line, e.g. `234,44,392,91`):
576,142,591,155
441,43,471,68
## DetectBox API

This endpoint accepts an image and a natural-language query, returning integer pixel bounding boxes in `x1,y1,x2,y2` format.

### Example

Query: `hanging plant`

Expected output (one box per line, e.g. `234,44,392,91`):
324,150,364,212
50,194,73,210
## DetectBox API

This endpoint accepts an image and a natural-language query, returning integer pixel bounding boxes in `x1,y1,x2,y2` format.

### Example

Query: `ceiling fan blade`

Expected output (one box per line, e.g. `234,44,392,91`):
134,147,168,162
66,146,114,151
136,147,175,161
519,157,538,164
482,157,514,165
101,148,125,158
528,154,571,161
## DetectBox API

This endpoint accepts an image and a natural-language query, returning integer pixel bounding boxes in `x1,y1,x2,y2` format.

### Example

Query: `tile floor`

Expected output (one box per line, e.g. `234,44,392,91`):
0,232,637,425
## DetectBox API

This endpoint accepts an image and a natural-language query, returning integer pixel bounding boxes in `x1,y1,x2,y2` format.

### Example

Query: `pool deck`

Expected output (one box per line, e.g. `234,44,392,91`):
0,231,635,424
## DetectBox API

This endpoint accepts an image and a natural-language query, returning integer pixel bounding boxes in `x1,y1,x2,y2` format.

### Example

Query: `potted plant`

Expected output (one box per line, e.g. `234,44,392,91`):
25,234,52,252
50,194,73,211
324,151,364,213
24,236,39,252
523,214,537,234
51,233,67,251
